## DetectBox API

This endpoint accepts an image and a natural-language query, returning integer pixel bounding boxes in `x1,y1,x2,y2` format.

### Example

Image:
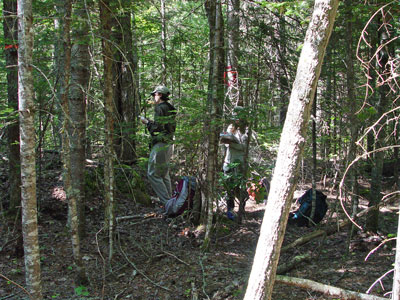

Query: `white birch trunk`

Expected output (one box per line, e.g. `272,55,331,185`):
18,0,43,298
243,1,339,299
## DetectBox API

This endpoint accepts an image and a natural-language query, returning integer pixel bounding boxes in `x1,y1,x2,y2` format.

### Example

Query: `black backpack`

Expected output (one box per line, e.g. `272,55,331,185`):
288,188,328,227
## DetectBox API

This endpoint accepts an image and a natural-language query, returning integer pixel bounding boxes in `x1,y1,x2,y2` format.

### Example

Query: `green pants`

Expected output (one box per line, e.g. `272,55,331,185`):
147,142,173,204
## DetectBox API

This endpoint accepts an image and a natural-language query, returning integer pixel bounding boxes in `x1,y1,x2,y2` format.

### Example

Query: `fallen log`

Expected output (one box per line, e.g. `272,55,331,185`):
276,253,312,274
282,203,382,253
275,275,388,300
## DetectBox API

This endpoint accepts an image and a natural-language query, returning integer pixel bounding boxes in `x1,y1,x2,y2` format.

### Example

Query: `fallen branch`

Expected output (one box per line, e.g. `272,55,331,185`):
162,250,190,266
275,275,388,300
0,274,32,300
281,230,326,253
282,203,384,253
276,253,312,274
116,213,157,222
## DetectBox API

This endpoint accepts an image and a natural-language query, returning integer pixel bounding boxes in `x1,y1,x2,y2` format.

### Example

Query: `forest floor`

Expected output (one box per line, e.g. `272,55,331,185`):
0,162,398,300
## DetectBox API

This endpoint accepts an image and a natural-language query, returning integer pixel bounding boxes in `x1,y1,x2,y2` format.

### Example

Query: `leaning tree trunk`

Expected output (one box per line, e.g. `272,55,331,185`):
100,0,116,262
4,0,21,217
18,0,43,298
243,1,339,299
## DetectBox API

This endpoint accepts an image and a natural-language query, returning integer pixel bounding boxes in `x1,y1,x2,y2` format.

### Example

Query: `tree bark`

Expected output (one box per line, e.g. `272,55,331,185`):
18,0,43,297
100,0,116,262
243,1,339,299
113,3,138,163
202,0,224,251
68,0,89,284
160,0,167,84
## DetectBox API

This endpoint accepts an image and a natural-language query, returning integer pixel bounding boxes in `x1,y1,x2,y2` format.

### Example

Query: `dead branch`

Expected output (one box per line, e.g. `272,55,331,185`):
281,230,326,253
275,275,388,300
162,250,190,266
116,213,157,222
277,253,312,275
282,201,390,253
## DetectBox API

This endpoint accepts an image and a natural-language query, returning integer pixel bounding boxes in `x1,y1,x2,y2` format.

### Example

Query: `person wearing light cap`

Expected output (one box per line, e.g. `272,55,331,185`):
221,106,248,220
140,85,176,205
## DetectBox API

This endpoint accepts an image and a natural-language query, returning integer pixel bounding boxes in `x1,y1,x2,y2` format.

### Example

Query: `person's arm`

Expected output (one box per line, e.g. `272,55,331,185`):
229,131,248,151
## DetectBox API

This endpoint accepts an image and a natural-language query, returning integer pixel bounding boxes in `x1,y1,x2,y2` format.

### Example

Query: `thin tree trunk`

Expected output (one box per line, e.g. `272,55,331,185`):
67,0,89,284
160,0,167,84
310,93,317,226
344,0,360,244
202,0,224,251
18,0,43,297
243,1,339,299
113,3,137,163
100,0,116,262
366,23,389,233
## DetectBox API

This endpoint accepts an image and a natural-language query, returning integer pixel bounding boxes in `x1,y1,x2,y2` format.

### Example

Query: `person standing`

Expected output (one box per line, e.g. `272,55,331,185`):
140,85,176,205
221,106,248,220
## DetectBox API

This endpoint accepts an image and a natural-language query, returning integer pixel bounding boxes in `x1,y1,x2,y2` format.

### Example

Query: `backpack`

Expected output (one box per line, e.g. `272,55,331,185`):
164,176,196,218
288,188,328,227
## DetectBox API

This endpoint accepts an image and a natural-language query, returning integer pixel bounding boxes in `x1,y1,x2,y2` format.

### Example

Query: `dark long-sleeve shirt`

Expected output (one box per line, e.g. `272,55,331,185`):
147,101,176,146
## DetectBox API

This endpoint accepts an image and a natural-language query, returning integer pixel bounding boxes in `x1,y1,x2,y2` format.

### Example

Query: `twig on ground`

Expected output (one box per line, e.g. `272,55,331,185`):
0,274,32,300
162,250,190,266
116,213,157,222
117,233,171,292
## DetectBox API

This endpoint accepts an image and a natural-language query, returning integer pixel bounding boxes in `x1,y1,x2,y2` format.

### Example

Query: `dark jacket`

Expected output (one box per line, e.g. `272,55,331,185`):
147,101,176,146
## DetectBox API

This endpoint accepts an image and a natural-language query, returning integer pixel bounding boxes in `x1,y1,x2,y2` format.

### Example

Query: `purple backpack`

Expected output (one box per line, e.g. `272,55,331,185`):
164,176,196,218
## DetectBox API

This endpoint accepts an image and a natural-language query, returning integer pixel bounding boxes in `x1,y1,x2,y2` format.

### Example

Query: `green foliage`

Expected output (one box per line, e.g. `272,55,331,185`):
74,285,90,297
357,106,377,122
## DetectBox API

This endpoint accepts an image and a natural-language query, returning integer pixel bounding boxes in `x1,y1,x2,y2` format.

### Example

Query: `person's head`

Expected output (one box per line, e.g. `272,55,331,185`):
150,85,170,102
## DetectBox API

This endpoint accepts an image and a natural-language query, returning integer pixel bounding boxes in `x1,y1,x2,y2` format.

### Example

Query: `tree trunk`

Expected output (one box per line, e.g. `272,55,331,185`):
343,0,360,243
366,22,389,233
67,0,89,284
113,3,138,163
160,0,167,84
4,0,21,216
310,93,317,226
18,0,43,297
100,0,116,262
202,0,224,251
243,1,339,299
